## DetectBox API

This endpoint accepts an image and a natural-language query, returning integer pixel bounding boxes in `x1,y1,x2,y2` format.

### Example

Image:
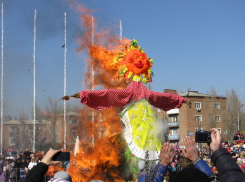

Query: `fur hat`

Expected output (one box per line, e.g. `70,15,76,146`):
169,168,210,182
53,171,72,182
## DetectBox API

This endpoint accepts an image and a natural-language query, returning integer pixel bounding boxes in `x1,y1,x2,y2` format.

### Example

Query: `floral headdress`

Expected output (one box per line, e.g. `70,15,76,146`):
115,39,154,83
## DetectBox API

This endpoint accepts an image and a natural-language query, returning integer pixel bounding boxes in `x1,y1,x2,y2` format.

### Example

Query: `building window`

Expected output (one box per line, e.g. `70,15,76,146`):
215,115,220,122
171,129,178,135
71,120,77,124
9,137,16,146
216,128,221,134
195,102,202,110
9,127,17,133
172,116,178,122
214,103,220,109
195,115,202,122
195,128,203,131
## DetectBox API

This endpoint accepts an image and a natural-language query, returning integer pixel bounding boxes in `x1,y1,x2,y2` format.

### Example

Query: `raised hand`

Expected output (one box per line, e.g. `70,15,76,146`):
41,149,61,166
209,128,222,153
182,136,199,162
160,142,175,167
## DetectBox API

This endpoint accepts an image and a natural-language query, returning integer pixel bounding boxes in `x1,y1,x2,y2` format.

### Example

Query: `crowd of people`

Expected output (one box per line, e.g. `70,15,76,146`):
0,149,68,182
0,129,245,182
137,128,245,182
164,138,245,176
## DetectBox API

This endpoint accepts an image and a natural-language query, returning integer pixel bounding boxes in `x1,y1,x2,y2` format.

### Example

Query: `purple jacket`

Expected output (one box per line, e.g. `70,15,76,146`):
0,171,6,182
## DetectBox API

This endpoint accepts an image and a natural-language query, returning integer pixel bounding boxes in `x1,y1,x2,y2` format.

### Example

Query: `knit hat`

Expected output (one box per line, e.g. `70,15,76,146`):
53,171,72,182
169,168,210,182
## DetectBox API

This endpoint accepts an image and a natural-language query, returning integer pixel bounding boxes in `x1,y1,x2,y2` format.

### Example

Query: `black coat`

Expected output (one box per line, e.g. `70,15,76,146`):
211,148,245,182
18,163,48,182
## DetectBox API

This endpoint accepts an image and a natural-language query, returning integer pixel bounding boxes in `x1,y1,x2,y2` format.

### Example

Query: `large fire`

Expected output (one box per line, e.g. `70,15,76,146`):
68,108,127,182
67,1,132,181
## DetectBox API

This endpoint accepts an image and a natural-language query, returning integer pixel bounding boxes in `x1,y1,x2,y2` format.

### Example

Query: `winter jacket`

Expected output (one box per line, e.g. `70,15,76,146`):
0,171,6,182
138,164,167,182
138,159,213,182
176,163,182,172
194,159,213,176
18,162,48,182
9,166,16,178
211,147,245,182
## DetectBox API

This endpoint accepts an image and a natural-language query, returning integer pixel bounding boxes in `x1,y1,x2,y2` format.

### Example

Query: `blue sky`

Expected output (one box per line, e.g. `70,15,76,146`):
0,0,245,118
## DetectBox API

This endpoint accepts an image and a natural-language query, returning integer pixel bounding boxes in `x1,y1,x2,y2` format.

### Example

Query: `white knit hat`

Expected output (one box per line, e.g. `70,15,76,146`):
53,171,72,182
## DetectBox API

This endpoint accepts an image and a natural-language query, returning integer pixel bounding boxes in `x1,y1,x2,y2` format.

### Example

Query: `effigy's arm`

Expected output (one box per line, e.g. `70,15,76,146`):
62,88,134,110
146,90,187,111
80,88,136,109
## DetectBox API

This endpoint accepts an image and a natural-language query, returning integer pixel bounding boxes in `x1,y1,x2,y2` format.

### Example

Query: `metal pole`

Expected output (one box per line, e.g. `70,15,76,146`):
64,12,67,150
0,3,3,155
33,9,37,153
120,20,122,42
91,16,94,146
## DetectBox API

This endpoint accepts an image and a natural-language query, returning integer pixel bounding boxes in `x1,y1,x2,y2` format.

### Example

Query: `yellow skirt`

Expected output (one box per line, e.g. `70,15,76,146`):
121,98,163,160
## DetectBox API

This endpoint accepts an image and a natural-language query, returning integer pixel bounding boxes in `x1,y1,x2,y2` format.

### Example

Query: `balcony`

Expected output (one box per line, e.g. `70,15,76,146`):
168,122,179,127
167,108,179,115
168,135,180,140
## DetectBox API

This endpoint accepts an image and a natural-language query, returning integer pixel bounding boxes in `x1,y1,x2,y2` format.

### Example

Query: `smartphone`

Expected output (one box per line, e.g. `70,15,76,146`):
52,152,70,161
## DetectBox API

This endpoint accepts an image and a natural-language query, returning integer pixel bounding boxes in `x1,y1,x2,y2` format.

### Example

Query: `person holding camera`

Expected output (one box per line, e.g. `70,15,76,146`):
18,149,72,182
139,128,245,182
209,128,245,181
138,140,213,182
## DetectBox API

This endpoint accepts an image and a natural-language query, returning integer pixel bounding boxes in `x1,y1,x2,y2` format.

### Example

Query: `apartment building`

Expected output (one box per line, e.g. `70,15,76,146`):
1,111,80,152
163,89,227,146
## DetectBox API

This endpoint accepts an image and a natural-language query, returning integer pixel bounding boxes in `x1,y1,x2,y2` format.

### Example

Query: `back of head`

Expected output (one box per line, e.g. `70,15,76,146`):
54,171,72,182
179,157,192,169
169,168,210,182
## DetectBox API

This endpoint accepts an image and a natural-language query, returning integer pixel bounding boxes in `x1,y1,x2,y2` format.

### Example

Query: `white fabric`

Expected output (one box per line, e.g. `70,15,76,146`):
121,106,160,160
28,162,37,170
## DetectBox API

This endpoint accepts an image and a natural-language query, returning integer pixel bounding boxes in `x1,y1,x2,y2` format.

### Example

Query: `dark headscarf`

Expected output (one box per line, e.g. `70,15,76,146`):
14,159,22,168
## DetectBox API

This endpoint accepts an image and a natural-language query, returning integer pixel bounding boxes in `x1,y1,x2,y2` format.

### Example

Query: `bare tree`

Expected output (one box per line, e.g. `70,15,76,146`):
32,104,45,120
16,122,33,151
205,87,219,128
3,115,12,122
224,89,244,141
44,96,63,146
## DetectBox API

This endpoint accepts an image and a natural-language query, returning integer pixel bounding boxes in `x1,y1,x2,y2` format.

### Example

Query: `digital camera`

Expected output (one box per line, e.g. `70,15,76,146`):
195,130,212,143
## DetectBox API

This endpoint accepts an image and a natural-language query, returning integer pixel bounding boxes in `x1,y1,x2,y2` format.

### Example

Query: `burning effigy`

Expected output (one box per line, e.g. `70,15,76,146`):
62,2,188,181
63,39,186,160
63,40,187,180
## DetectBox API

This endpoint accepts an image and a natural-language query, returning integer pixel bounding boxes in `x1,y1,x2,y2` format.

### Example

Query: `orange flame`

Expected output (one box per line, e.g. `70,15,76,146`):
69,1,130,89
66,1,133,181
68,108,126,182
